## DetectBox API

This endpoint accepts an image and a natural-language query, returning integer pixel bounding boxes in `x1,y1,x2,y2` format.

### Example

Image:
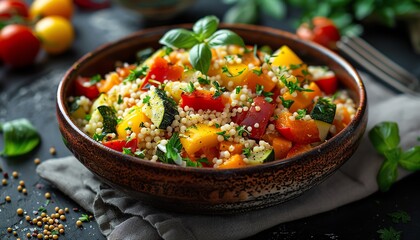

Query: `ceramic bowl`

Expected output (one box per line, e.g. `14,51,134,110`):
57,24,367,214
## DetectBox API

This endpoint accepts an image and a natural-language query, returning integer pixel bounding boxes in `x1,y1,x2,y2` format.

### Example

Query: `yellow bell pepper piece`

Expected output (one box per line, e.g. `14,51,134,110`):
180,123,220,156
116,106,150,139
220,63,249,91
271,45,307,80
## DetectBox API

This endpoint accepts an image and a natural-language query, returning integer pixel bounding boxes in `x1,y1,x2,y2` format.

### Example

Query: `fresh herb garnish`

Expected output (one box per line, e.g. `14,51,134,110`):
221,66,246,77
182,82,195,93
212,81,226,98
243,147,252,157
369,122,420,192
279,74,314,94
252,68,263,76
142,95,151,105
117,95,123,104
124,66,149,83
388,211,411,224
296,109,307,120
89,74,102,85
289,63,302,70
122,147,133,155
159,15,245,74
198,76,210,85
79,214,90,222
279,96,294,108
377,227,401,240
236,125,250,136
216,131,230,141
255,84,274,102
93,133,106,141
0,118,40,157
235,86,242,94
159,132,183,166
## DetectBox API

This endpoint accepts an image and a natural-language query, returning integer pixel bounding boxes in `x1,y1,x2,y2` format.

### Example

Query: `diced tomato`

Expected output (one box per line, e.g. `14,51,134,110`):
74,76,100,100
296,16,341,50
275,111,320,144
238,96,276,139
314,75,337,95
102,138,137,153
141,57,183,89
231,107,247,124
180,90,225,112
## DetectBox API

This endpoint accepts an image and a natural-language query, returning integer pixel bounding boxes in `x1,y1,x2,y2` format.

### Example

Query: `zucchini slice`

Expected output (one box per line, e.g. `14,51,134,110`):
148,88,178,129
247,149,275,165
311,98,336,141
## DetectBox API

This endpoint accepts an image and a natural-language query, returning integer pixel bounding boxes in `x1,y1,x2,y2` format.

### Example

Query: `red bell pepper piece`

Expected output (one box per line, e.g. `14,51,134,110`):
315,75,338,95
102,138,137,153
74,76,100,100
141,57,183,89
180,90,225,112
238,96,276,139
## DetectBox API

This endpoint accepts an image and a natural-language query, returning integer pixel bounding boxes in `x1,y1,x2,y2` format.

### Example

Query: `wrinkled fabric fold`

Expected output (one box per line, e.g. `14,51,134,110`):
36,74,420,240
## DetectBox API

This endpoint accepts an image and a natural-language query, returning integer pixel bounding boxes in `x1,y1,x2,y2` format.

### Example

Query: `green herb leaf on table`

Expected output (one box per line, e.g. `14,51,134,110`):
165,132,183,166
0,118,41,157
377,226,401,240
79,214,90,222
377,149,400,192
399,146,420,171
388,210,411,224
369,122,400,155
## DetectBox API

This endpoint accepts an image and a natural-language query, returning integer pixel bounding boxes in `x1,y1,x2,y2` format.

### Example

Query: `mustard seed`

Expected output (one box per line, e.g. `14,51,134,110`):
76,220,83,227
45,192,51,199
58,209,64,215
52,235,58,240
60,215,66,221
59,229,64,234
34,158,41,165
22,188,28,194
17,185,23,192
5,196,11,202
48,225,54,231
7,227,12,233
64,207,69,213
27,232,32,238
19,180,25,186
48,219,54,225
17,208,24,215
2,178,7,185
58,224,64,229
33,219,38,224
49,147,56,155
37,221,43,227
13,231,17,236
41,212,47,217
26,215,31,221
43,230,48,235
12,171,18,178
54,207,59,212
37,233,43,239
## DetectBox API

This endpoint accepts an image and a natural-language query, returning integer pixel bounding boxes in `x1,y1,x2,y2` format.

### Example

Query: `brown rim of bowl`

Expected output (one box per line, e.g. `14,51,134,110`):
57,23,367,175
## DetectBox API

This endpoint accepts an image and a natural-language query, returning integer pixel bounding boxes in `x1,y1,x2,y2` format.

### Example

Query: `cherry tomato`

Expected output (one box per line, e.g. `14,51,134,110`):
296,17,341,50
180,90,225,112
141,57,183,89
74,76,100,100
34,16,74,54
0,24,40,67
30,0,74,20
314,75,338,95
0,0,29,20
103,139,138,153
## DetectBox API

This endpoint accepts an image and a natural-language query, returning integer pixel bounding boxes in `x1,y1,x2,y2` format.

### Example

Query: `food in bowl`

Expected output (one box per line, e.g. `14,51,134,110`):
67,16,356,169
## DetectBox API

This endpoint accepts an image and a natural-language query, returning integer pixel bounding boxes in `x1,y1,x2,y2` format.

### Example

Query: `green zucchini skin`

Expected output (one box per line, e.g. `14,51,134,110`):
149,88,179,129
310,98,336,124
248,149,275,165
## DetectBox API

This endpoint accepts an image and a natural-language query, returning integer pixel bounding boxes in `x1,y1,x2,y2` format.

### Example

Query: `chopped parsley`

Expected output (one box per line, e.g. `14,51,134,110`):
182,82,195,93
289,63,302,70
124,66,149,83
236,125,250,136
255,84,274,102
163,46,173,56
89,74,102,85
215,123,221,128
216,131,230,141
198,76,210,85
242,147,252,157
212,81,226,98
142,95,151,105
186,157,209,167
253,44,258,59
252,68,263,76
224,55,234,62
221,66,246,77
93,133,106,141
79,214,90,222
117,95,123,104
122,147,133,155
235,86,242,94
134,149,145,158
84,114,91,121
296,109,307,120
279,74,314,94
279,96,294,109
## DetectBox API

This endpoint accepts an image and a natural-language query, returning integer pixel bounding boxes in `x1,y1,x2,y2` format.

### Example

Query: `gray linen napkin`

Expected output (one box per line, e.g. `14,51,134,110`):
37,74,420,240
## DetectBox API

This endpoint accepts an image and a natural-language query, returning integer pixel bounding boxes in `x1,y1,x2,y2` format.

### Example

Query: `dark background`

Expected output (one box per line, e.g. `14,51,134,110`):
1,0,420,239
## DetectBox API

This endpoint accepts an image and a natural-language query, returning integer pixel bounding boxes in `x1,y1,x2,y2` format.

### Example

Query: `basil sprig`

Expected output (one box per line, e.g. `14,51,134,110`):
0,118,41,157
159,15,245,74
369,122,420,192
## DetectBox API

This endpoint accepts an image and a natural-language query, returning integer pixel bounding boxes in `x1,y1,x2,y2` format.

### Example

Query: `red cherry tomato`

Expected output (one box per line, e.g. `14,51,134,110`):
296,17,341,50
314,75,338,95
141,57,183,89
103,138,137,153
74,76,100,100
180,90,225,112
0,24,40,67
0,0,29,20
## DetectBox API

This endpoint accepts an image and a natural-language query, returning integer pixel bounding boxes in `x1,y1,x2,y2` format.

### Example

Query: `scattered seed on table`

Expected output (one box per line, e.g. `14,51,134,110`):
45,192,51,199
17,208,24,215
19,180,25,186
26,215,31,221
13,231,17,236
5,196,11,202
27,232,32,238
64,207,69,213
34,158,41,165
17,185,23,192
2,178,7,185
60,215,66,221
12,171,18,178
7,227,12,233
37,233,43,239
22,188,28,194
49,147,56,155
76,220,82,227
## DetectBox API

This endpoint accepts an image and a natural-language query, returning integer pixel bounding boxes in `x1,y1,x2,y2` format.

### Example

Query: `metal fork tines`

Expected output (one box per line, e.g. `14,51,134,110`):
337,36,420,96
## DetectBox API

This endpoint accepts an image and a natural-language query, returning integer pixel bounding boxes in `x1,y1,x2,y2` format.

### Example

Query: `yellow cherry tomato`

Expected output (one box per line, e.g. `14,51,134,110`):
30,0,73,19
35,16,74,54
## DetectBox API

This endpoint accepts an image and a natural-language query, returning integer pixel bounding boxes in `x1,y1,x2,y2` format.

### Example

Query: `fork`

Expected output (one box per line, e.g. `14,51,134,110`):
337,35,420,96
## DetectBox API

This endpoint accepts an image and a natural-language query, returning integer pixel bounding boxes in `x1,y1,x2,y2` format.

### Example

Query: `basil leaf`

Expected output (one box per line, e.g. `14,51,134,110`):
377,148,401,192
0,118,40,157
354,0,375,20
97,106,117,135
368,122,400,155
399,146,420,171
208,29,246,48
159,29,199,49
189,43,212,74
193,15,219,40
223,1,258,24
